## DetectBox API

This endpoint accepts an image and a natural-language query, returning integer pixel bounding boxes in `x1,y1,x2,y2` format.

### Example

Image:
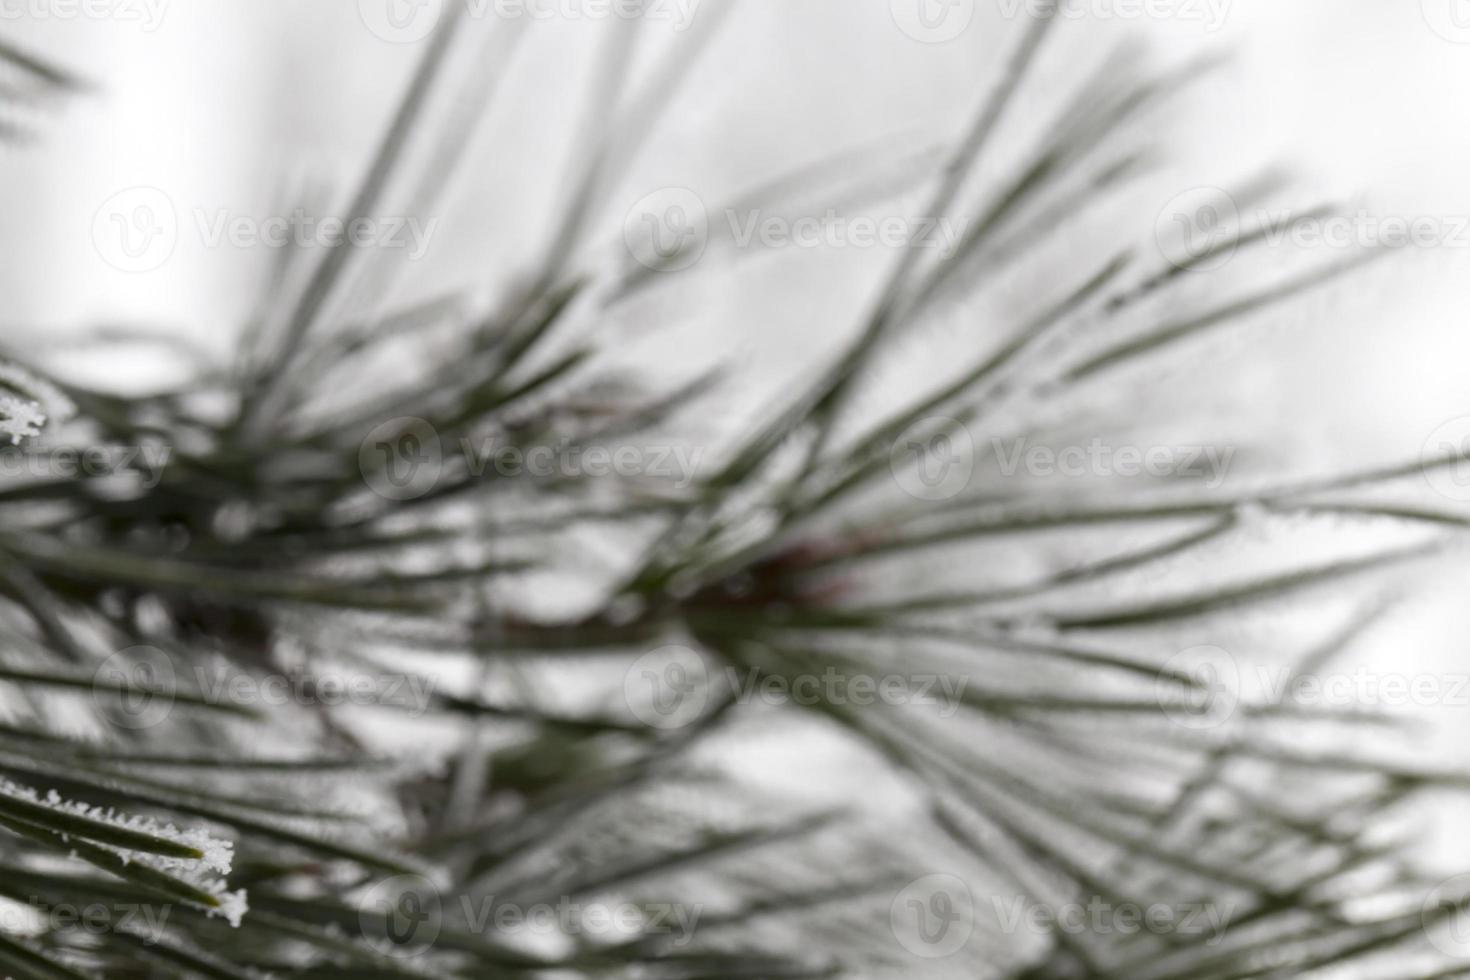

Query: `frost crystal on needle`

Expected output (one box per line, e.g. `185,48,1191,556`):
0,392,46,443
0,361,74,443
0,780,248,927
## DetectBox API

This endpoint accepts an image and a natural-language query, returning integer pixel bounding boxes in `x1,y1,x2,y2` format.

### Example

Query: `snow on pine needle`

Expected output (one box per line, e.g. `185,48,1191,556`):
0,778,247,927
0,360,72,444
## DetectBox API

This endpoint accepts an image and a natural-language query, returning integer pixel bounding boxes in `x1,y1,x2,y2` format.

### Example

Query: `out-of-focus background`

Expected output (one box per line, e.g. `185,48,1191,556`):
5,0,1470,863
6,1,1470,464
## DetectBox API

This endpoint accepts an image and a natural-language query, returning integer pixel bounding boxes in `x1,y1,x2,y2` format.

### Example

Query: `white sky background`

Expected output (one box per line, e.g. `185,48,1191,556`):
6,0,1470,863
4,0,1470,450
